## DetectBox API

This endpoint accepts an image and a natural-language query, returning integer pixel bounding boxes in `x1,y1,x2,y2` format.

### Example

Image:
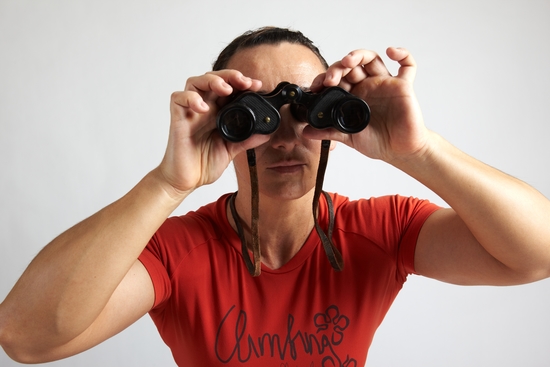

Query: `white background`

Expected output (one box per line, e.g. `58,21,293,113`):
1,0,549,366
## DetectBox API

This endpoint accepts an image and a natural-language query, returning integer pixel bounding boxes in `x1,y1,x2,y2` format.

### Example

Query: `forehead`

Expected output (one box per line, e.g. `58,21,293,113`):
225,42,326,90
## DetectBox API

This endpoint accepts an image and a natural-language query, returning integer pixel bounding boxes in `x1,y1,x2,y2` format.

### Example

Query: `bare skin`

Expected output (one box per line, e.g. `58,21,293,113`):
1,42,549,364
225,44,333,269
307,47,550,285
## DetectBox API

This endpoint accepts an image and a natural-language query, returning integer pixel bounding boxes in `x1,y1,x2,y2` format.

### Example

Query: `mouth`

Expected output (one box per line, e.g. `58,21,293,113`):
266,161,306,174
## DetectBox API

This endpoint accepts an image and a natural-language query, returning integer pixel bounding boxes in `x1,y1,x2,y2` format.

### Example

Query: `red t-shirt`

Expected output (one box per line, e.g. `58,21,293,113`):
138,193,439,366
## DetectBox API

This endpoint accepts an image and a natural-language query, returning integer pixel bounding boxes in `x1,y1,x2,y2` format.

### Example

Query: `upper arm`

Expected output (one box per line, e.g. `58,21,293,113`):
414,208,523,286
30,260,155,363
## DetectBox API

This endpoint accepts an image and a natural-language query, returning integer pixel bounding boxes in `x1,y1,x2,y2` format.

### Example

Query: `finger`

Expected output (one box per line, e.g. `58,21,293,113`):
311,70,353,91
183,73,246,112
386,47,416,82
323,60,352,87
322,50,391,88
341,50,391,77
310,67,365,93
170,90,209,120
220,70,264,110
186,70,262,97
216,70,263,92
341,65,369,85
185,74,233,97
310,72,327,92
226,134,271,159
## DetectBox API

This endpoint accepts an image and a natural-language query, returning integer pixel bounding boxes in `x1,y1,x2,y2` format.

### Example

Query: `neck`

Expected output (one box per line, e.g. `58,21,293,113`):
228,190,316,270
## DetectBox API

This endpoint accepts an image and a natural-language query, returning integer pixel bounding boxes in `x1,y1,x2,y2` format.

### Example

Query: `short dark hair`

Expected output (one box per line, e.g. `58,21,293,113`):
212,26,329,71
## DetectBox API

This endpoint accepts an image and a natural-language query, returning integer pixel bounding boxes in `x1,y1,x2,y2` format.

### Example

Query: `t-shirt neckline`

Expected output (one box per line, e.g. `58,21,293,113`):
217,193,328,275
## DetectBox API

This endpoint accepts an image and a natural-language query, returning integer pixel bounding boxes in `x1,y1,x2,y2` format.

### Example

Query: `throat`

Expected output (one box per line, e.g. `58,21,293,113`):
258,226,313,270
227,192,315,270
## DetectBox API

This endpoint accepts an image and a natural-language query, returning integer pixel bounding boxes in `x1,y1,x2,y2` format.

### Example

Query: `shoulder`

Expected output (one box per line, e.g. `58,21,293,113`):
329,192,438,222
328,192,440,249
158,194,231,239
147,194,233,264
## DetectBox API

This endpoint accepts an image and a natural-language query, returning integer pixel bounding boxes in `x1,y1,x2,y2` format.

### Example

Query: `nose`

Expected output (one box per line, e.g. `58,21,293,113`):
269,105,308,150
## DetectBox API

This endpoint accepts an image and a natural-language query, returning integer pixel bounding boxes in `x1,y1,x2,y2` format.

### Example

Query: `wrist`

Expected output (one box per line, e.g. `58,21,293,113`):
384,129,438,171
146,167,193,207
386,131,473,194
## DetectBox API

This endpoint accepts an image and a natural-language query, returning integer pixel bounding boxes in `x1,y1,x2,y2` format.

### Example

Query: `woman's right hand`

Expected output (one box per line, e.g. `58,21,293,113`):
157,70,268,199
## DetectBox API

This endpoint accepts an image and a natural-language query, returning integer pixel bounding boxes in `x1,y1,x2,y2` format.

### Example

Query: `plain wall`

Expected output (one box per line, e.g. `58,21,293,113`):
1,0,549,366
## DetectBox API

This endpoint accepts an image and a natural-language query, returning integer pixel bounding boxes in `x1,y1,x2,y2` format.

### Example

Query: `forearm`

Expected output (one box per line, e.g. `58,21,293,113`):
0,167,186,347
394,131,550,280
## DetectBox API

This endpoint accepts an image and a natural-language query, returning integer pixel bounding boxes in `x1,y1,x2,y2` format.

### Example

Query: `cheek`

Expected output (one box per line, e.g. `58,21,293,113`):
232,153,250,180
303,138,324,154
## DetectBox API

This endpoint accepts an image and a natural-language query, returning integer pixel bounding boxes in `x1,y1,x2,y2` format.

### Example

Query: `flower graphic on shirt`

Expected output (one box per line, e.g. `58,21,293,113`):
313,305,350,346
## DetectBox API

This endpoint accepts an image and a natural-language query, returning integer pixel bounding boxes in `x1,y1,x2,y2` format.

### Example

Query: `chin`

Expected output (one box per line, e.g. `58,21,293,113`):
260,183,315,201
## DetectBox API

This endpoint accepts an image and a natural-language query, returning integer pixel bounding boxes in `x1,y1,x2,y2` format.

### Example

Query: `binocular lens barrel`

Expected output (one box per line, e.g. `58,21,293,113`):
217,83,370,141
218,106,255,142
334,99,370,133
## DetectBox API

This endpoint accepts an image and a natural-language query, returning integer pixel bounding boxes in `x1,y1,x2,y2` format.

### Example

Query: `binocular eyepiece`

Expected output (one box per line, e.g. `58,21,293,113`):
216,82,370,142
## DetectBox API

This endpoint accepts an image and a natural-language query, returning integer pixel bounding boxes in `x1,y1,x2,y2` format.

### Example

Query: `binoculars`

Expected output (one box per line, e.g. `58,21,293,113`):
216,82,370,142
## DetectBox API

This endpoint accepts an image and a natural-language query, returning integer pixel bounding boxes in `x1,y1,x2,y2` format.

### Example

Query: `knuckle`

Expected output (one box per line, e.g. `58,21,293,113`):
170,90,182,101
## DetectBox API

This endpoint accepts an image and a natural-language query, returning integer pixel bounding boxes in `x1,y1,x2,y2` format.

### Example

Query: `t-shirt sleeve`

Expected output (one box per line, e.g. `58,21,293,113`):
396,196,441,275
332,193,441,280
137,207,222,310
138,236,172,309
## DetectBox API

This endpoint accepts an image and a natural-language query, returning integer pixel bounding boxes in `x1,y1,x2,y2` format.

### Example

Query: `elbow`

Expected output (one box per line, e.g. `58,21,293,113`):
1,337,52,365
0,307,20,363
0,321,24,364
2,346,32,365
0,307,15,361
0,324,32,364
0,308,47,364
